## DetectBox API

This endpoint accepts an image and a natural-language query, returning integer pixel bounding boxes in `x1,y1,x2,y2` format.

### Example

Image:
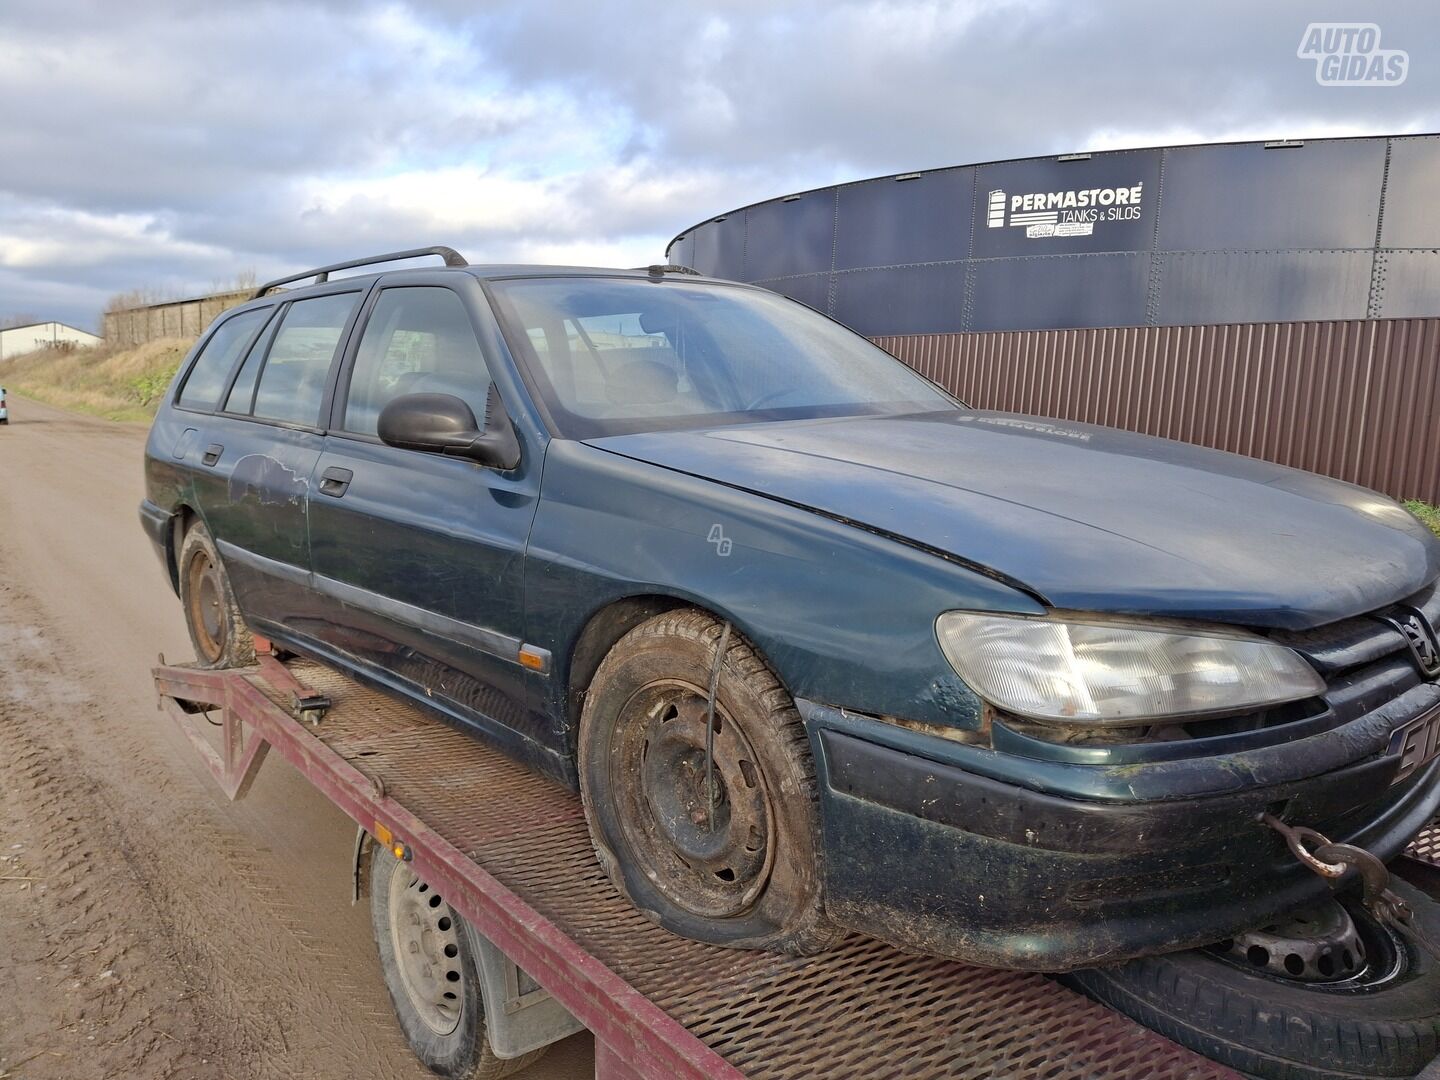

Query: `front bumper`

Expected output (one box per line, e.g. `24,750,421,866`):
804,694,1440,972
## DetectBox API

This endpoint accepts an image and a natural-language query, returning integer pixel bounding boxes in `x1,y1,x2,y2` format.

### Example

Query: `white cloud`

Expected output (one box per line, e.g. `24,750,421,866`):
0,203,227,270
0,0,1436,326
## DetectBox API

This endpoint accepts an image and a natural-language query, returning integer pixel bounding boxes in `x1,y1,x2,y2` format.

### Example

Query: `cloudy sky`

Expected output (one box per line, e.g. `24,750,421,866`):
2,0,1436,331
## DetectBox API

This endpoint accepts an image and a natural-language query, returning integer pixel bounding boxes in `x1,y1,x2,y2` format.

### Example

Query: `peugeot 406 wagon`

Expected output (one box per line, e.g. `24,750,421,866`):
141,248,1440,1078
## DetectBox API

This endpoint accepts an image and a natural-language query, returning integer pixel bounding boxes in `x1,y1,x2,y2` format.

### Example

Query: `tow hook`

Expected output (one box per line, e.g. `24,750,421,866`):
1261,812,1440,961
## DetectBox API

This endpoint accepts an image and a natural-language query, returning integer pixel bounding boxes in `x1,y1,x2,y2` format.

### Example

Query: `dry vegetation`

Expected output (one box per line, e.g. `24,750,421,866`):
2,338,192,422
0,275,261,422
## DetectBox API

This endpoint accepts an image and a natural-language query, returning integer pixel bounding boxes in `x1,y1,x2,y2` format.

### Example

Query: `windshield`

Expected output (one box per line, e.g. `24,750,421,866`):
488,277,957,437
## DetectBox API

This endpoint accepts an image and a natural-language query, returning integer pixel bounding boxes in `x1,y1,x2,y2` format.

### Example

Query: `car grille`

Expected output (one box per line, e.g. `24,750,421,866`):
1267,579,1440,734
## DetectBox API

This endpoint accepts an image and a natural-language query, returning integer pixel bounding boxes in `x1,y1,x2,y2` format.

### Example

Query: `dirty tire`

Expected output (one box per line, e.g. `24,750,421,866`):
1063,880,1440,1080
578,608,841,955
370,846,547,1079
177,520,254,669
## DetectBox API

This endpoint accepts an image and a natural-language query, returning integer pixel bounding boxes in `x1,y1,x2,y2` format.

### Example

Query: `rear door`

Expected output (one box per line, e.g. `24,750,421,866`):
192,288,365,636
306,279,548,765
169,301,276,562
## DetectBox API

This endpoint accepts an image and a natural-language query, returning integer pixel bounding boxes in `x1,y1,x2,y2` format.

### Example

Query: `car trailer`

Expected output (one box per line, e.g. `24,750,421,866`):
152,649,1440,1080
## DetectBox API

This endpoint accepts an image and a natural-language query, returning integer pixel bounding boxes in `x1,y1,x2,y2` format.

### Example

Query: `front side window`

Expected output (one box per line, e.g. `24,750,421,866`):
343,287,492,436
250,293,359,426
489,277,956,437
176,308,270,411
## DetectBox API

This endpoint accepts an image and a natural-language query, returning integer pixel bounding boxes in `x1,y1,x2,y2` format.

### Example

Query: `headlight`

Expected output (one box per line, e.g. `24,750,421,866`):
935,611,1324,725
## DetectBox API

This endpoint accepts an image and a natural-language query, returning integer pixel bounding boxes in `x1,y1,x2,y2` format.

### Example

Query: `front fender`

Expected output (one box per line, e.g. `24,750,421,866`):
525,439,1043,735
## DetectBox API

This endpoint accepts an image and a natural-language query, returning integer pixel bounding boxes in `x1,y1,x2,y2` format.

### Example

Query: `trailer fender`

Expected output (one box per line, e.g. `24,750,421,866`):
466,924,584,1058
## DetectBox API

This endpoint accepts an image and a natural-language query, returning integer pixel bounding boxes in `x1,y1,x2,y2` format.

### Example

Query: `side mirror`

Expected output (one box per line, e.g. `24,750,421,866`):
377,386,520,470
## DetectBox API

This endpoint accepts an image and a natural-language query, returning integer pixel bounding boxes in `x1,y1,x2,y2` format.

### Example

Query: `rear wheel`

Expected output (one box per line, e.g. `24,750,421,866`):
370,847,547,1079
1064,881,1440,1080
578,609,840,954
177,521,254,669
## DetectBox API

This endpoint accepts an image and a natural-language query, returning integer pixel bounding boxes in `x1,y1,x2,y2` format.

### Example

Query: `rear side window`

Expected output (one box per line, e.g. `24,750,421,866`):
250,293,359,426
343,287,492,436
176,309,269,411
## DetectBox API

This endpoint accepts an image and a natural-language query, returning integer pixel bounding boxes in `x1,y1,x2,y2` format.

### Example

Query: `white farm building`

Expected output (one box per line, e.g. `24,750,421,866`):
0,321,102,361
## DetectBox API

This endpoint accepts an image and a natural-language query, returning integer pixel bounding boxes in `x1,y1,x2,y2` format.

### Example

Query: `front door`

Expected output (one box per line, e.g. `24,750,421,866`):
305,282,550,770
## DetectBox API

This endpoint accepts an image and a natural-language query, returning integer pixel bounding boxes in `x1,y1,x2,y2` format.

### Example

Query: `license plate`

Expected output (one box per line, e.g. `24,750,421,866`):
1389,704,1440,785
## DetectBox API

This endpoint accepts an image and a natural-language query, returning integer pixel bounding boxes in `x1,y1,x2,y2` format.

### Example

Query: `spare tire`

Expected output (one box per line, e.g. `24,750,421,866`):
1064,880,1440,1080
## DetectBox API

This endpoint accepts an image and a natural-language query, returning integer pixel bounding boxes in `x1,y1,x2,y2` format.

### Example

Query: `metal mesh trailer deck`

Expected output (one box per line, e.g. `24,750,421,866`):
152,655,1440,1080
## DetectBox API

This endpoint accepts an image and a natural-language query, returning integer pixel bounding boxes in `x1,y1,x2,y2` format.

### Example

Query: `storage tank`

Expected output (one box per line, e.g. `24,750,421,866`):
668,134,1440,335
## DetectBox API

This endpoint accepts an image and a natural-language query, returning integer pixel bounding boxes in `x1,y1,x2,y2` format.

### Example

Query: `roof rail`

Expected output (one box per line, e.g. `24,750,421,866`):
251,246,469,299
636,263,703,277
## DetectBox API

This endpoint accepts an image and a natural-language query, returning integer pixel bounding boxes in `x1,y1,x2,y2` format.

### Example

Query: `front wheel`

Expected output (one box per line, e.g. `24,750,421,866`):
177,521,254,668
578,609,840,955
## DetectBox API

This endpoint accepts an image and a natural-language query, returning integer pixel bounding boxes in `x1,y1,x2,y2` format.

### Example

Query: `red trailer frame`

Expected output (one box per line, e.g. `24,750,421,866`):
152,652,1440,1080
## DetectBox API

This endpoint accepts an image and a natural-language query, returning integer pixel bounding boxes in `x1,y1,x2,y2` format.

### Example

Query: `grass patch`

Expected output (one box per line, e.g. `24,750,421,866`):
1404,499,1440,538
1,338,193,422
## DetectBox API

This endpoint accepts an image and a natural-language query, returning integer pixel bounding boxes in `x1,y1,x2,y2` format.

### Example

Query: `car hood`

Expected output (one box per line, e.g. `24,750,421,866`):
588,410,1440,630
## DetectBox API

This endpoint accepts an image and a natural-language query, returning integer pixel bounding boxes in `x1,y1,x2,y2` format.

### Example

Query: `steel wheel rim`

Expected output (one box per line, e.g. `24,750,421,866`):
186,549,225,662
611,680,776,919
1206,897,1408,991
387,867,464,1036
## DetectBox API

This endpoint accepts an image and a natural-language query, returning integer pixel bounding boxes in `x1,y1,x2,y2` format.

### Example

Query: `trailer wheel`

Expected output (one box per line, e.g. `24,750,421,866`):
578,609,841,955
370,846,547,1079
177,521,254,669
1064,881,1440,1080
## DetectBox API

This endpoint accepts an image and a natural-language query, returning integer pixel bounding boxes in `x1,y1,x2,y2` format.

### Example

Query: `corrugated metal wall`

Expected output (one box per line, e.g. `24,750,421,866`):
875,317,1440,505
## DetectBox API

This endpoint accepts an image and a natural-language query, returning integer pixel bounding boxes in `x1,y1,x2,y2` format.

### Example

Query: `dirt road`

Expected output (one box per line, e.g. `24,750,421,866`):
0,396,592,1079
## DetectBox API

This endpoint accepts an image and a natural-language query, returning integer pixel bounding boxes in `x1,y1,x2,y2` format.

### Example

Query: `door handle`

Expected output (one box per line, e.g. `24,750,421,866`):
202,443,223,466
318,466,353,497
